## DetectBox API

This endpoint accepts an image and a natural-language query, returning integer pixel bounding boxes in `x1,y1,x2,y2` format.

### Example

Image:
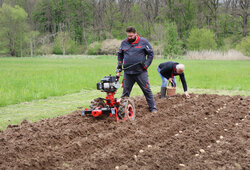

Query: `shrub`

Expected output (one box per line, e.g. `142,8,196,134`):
236,36,250,56
76,44,86,54
36,44,53,55
100,39,121,55
53,41,62,54
87,42,102,55
187,28,217,51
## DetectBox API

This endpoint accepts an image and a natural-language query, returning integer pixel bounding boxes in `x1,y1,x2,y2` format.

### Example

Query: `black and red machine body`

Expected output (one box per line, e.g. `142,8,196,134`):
81,72,135,122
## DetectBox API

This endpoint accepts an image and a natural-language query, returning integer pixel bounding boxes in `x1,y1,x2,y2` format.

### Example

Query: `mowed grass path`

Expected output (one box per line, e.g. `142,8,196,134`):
0,56,249,108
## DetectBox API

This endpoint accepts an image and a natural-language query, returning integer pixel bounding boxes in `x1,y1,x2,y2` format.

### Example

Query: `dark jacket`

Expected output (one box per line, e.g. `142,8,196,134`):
158,61,187,92
117,35,154,74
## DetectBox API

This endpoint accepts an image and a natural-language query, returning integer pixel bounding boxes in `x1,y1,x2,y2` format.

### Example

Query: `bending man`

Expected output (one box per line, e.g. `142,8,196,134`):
157,61,190,98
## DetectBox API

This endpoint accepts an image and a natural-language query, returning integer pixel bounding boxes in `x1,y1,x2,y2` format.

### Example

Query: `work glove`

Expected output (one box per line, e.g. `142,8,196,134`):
116,63,122,73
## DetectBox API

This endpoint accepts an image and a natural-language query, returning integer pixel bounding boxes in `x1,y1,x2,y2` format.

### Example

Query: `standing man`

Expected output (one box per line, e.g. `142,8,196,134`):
157,61,190,98
116,26,157,113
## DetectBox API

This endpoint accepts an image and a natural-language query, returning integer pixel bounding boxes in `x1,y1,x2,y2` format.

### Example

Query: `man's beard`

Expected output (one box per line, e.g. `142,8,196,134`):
128,37,136,43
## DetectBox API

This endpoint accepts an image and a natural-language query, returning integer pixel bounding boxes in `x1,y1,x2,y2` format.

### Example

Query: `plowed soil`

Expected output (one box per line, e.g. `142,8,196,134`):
0,93,249,170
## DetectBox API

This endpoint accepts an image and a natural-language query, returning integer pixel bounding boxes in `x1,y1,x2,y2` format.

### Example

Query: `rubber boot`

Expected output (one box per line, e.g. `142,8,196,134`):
161,87,166,99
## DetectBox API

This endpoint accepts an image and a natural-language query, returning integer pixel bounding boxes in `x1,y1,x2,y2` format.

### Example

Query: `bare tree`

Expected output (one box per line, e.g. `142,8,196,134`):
104,0,120,38
0,0,6,7
92,0,107,41
28,31,39,57
80,0,87,46
164,0,175,22
204,0,219,37
20,0,38,26
138,0,155,36
222,0,232,35
154,0,160,20
160,0,194,38
239,0,249,37
231,0,239,36
118,0,135,27
174,1,184,38
197,0,203,28
92,0,98,40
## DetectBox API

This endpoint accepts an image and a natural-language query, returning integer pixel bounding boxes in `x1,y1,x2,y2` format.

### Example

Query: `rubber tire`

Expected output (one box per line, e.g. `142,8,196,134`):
117,97,136,121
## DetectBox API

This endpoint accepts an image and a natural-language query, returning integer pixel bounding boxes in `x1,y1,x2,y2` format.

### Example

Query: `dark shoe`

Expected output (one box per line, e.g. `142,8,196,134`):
151,109,158,113
161,87,166,99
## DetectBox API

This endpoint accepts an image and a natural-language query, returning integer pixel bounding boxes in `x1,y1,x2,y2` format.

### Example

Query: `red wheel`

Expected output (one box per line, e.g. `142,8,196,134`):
117,97,135,121
127,103,134,120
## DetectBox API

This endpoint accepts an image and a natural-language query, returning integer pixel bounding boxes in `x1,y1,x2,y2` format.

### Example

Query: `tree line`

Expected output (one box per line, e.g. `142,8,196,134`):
0,0,249,57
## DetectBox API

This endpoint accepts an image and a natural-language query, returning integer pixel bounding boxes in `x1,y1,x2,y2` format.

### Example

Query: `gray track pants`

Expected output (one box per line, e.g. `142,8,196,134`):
121,71,157,112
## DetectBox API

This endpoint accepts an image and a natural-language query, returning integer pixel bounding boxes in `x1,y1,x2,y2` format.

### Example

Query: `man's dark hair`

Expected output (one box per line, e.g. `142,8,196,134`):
126,26,136,33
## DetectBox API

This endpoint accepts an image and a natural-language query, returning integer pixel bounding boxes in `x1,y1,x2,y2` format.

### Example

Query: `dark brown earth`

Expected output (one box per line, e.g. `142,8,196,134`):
0,93,249,170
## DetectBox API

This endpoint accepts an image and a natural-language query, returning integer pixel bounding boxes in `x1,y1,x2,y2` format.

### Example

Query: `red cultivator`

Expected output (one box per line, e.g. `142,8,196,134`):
81,72,135,122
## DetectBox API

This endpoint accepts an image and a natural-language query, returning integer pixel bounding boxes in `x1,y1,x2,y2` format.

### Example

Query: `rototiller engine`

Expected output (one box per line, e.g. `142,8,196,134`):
81,71,135,122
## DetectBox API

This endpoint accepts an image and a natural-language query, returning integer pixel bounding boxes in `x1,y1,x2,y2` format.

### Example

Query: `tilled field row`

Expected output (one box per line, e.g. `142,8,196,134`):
0,93,249,169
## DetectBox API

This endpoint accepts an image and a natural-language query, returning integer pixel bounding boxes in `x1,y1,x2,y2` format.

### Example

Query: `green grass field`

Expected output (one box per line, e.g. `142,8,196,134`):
0,56,250,107
0,56,115,107
0,56,250,129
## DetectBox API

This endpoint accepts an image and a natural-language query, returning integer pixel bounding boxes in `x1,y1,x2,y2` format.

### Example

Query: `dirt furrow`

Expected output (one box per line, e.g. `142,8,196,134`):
0,94,249,169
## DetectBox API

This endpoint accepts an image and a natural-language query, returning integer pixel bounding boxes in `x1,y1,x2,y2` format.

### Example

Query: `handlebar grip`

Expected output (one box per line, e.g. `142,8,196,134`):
116,72,121,77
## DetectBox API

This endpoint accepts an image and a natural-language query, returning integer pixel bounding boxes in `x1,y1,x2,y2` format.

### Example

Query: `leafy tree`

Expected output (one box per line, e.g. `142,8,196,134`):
32,0,93,45
0,3,29,56
66,0,93,46
1,0,248,57
32,0,64,34
187,28,217,50
163,23,183,58
219,14,234,37
53,31,76,55
127,3,152,38
104,1,122,39
158,0,196,40
5,0,37,26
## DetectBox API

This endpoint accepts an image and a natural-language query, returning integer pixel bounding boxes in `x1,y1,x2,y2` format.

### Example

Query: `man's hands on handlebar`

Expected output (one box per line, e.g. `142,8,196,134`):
116,63,122,73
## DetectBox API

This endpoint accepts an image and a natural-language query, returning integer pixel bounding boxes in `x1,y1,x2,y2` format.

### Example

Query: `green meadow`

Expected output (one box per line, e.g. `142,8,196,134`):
0,56,250,107
0,56,249,129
